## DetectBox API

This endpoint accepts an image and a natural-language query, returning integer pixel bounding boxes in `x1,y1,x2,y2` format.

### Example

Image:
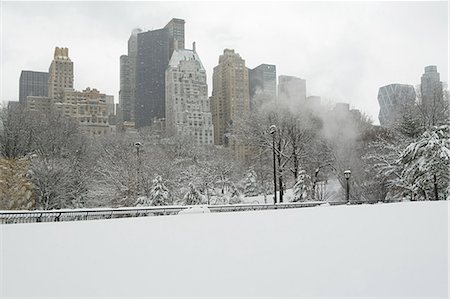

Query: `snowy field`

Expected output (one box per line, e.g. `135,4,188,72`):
1,201,448,298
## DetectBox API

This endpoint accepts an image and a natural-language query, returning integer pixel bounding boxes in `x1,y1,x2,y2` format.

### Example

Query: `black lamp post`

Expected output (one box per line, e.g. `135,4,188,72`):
135,142,143,195
344,170,351,203
269,125,277,204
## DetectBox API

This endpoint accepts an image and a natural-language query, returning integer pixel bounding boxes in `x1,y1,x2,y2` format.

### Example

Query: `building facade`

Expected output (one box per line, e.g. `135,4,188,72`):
165,47,214,145
55,88,111,135
420,65,443,106
123,19,185,129
278,75,306,106
26,96,52,112
420,65,446,126
26,47,114,136
211,49,250,145
105,95,115,117
135,28,170,128
378,84,416,127
19,71,49,104
119,28,141,123
48,47,74,100
249,64,276,110
164,18,185,59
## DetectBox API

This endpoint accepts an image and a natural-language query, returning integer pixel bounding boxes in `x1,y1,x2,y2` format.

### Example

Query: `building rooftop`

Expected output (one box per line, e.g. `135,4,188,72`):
168,48,204,70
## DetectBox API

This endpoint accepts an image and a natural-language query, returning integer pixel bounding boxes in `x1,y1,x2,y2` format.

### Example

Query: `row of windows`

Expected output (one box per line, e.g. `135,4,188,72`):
80,118,108,124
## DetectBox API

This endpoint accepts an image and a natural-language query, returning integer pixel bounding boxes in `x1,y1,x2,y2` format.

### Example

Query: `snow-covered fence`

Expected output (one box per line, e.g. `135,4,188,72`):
0,201,346,224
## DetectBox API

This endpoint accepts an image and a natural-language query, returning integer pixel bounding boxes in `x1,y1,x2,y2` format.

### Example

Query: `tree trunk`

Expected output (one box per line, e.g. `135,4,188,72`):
433,174,439,201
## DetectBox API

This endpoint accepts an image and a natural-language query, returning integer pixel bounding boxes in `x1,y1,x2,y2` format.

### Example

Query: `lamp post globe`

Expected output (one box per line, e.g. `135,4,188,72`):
269,125,277,135
344,170,351,179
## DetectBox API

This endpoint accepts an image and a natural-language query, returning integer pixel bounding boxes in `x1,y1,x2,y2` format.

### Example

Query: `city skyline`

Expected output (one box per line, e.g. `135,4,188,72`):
1,1,448,123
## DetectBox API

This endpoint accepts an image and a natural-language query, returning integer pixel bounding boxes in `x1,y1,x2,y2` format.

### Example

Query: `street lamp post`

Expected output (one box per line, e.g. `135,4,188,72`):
278,139,283,203
269,125,277,204
135,142,143,195
344,170,351,203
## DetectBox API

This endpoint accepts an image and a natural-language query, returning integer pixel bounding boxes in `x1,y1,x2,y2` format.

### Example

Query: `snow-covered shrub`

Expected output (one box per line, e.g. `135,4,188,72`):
229,185,242,204
135,196,151,207
149,175,169,206
183,183,202,205
293,170,312,201
243,169,259,197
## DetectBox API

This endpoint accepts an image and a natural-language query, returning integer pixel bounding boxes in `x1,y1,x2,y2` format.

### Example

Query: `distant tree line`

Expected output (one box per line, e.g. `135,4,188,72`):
0,85,448,210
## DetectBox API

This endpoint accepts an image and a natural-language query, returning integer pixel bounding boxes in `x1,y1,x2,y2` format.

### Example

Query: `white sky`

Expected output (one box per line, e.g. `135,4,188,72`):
1,1,448,123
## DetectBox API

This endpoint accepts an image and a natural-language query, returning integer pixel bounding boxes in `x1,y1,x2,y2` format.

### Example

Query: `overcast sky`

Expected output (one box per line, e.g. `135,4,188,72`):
1,1,448,123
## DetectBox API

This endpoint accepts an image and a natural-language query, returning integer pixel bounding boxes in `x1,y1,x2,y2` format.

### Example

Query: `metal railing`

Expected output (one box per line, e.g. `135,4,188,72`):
0,201,348,225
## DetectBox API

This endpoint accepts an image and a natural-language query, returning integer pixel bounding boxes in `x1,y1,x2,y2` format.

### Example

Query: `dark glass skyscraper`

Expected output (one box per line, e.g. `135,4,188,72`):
249,64,276,110
135,28,170,128
165,18,185,59
130,18,185,128
19,71,49,104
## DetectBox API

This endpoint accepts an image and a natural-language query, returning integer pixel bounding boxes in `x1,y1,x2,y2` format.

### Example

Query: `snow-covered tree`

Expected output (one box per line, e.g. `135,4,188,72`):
183,183,202,205
243,169,259,197
135,196,151,207
229,184,242,204
363,131,405,200
401,125,450,200
0,105,34,159
293,169,312,201
149,175,169,206
29,156,89,210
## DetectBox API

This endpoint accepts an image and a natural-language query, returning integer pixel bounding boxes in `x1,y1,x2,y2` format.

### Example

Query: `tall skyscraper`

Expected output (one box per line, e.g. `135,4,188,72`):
19,71,49,104
48,47,74,100
135,27,170,128
211,49,250,146
378,84,416,127
419,65,446,126
164,18,185,59
26,47,114,136
165,44,214,145
249,64,276,110
131,18,185,128
119,28,141,123
278,75,306,106
420,65,443,105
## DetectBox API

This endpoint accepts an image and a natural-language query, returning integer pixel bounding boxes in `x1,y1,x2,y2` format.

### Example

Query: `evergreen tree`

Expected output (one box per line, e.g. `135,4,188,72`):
183,183,202,205
149,175,169,206
401,125,450,200
293,169,312,201
243,169,259,197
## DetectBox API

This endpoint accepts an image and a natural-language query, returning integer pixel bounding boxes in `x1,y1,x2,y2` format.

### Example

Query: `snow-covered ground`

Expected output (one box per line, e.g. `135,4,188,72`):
1,201,448,298
242,179,343,204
